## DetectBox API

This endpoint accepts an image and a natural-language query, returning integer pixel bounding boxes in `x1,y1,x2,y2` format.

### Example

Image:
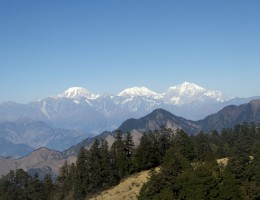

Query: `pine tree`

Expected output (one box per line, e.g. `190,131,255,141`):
56,160,70,196
43,174,53,200
172,129,196,161
73,147,88,200
157,128,171,163
124,132,135,173
193,131,215,161
138,148,191,200
99,139,113,188
110,130,128,179
29,173,45,200
87,139,103,193
133,132,160,172
219,170,243,200
124,132,134,160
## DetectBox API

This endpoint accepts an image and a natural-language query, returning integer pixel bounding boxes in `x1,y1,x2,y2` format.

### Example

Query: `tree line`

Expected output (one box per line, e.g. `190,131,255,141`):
0,122,260,199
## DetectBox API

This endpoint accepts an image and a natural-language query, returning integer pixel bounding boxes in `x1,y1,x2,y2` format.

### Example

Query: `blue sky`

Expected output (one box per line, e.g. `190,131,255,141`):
0,0,260,103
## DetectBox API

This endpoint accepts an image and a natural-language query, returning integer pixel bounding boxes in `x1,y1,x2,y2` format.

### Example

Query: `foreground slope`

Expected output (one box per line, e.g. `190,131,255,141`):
89,169,154,200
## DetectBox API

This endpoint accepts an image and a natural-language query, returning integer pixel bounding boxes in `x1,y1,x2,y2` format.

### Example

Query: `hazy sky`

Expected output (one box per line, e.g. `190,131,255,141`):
0,1,260,103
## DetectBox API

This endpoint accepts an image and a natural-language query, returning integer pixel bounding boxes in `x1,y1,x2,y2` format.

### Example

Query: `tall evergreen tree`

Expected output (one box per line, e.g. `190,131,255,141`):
87,139,103,193
110,130,128,179
56,160,71,198
124,132,135,173
219,170,243,200
73,147,88,200
193,131,215,161
172,129,196,161
43,174,53,200
133,132,160,172
138,148,191,200
99,139,113,187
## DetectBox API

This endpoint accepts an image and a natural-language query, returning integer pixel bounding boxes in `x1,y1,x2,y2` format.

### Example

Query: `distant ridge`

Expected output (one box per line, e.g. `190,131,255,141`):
1,99,260,178
198,99,260,132
66,99,260,157
118,108,198,134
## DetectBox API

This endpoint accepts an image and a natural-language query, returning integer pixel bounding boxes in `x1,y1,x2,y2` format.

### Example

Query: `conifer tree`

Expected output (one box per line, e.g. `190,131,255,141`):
172,129,196,161
43,174,53,200
193,131,214,161
133,132,160,171
73,147,87,200
124,132,134,160
219,170,243,199
29,173,45,200
56,160,70,197
100,139,113,188
124,132,135,173
87,139,102,192
110,130,128,179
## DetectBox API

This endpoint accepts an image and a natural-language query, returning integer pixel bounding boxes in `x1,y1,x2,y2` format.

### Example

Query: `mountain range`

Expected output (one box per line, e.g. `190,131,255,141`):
1,99,260,178
0,82,259,158
0,82,258,133
65,99,260,156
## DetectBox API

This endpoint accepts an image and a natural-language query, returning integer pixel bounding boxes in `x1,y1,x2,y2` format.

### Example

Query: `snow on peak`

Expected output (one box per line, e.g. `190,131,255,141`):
167,82,205,96
57,87,98,99
165,82,226,104
118,87,162,99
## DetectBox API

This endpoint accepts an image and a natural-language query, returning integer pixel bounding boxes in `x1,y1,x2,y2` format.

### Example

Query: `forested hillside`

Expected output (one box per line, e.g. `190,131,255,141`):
1,122,260,199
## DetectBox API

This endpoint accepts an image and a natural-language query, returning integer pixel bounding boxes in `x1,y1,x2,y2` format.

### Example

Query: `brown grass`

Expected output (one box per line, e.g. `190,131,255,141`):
89,157,234,200
89,169,154,200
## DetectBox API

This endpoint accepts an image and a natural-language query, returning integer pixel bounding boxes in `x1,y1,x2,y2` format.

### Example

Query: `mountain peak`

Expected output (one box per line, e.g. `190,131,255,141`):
57,87,98,99
168,82,205,96
165,82,226,105
117,87,162,99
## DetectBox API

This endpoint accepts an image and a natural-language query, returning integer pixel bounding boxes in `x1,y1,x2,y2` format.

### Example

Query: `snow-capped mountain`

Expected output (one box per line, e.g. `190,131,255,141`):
164,82,227,105
118,87,163,99
57,87,99,100
0,82,259,157
0,82,258,135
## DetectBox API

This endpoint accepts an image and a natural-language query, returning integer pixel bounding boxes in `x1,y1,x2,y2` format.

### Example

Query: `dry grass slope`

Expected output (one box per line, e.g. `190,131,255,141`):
88,158,235,200
89,169,153,200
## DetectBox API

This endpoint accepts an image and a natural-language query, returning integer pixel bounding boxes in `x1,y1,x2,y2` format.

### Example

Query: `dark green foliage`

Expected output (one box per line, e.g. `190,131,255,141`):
139,122,260,200
124,132,135,159
0,169,50,200
110,130,129,179
133,132,160,171
1,121,260,200
193,131,215,161
56,160,72,199
139,149,191,200
86,139,113,192
176,165,219,199
171,129,196,161
252,141,260,161
73,147,88,199
43,174,53,199
209,130,226,158
219,171,243,200
138,169,165,200
124,132,135,172
99,139,114,187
